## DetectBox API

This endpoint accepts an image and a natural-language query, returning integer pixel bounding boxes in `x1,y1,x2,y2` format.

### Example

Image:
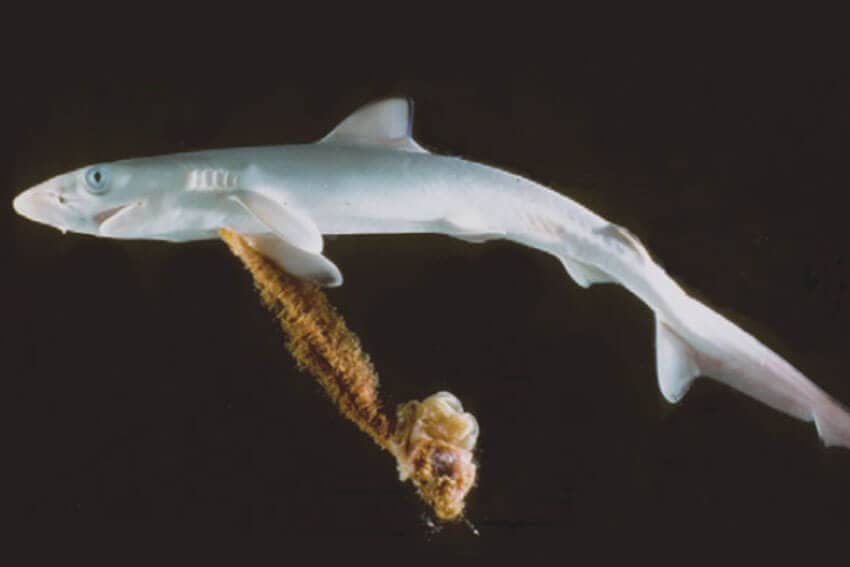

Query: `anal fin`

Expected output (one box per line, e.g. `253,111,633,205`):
655,319,701,403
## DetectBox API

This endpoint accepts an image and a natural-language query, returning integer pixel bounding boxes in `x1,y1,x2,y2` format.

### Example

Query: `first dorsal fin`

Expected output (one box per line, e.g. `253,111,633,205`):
319,97,428,153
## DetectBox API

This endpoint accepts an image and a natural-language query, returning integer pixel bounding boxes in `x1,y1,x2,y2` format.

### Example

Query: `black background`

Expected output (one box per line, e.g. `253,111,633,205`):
5,10,849,565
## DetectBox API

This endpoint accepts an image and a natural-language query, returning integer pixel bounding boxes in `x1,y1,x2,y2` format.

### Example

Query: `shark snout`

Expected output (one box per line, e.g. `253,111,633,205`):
13,186,69,228
12,177,95,234
13,176,146,237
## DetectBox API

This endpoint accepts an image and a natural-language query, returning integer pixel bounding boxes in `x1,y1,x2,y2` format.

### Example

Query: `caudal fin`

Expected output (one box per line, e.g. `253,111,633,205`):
813,400,850,449
547,232,849,449
654,298,850,450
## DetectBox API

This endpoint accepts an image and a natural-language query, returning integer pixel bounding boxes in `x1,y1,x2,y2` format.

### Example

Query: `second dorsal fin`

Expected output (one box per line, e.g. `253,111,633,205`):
319,97,428,153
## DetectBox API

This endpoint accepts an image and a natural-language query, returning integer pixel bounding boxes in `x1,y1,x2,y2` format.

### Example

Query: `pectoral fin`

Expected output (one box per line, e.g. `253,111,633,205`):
229,191,323,254
246,234,343,287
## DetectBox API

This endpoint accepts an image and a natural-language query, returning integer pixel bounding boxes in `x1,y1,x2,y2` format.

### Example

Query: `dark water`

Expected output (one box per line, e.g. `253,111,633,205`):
5,16,849,564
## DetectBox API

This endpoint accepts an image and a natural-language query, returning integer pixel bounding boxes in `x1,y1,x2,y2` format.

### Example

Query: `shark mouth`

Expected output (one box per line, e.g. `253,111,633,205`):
93,202,136,227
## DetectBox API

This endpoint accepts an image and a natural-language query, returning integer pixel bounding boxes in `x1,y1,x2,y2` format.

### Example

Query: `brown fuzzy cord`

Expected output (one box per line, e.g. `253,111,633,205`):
219,228,393,447
220,229,479,521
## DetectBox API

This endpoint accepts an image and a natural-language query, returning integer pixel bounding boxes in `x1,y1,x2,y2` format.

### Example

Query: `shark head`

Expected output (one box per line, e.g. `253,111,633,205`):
13,159,229,241
14,161,157,238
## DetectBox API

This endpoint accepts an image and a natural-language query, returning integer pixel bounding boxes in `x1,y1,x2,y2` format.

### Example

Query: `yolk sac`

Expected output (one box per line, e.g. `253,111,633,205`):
389,391,479,521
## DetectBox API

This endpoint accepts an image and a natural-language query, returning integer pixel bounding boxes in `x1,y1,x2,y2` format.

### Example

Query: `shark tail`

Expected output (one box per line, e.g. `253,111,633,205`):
653,294,850,449
550,244,850,449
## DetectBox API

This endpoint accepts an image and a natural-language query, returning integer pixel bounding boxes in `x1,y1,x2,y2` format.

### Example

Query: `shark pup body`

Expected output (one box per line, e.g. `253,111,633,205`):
13,98,850,448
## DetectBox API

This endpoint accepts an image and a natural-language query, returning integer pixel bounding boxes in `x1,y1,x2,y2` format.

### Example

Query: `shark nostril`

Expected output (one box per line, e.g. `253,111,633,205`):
46,192,66,205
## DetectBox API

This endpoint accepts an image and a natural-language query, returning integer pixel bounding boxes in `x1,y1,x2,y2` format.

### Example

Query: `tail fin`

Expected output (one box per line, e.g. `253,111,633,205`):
813,399,850,449
654,297,850,450
545,230,849,449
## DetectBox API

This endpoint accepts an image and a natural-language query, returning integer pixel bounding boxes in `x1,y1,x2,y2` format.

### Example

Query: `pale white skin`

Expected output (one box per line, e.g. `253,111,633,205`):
13,98,850,449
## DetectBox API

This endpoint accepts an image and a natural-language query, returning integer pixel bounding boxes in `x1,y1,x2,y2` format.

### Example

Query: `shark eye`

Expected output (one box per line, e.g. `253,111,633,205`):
85,166,110,194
